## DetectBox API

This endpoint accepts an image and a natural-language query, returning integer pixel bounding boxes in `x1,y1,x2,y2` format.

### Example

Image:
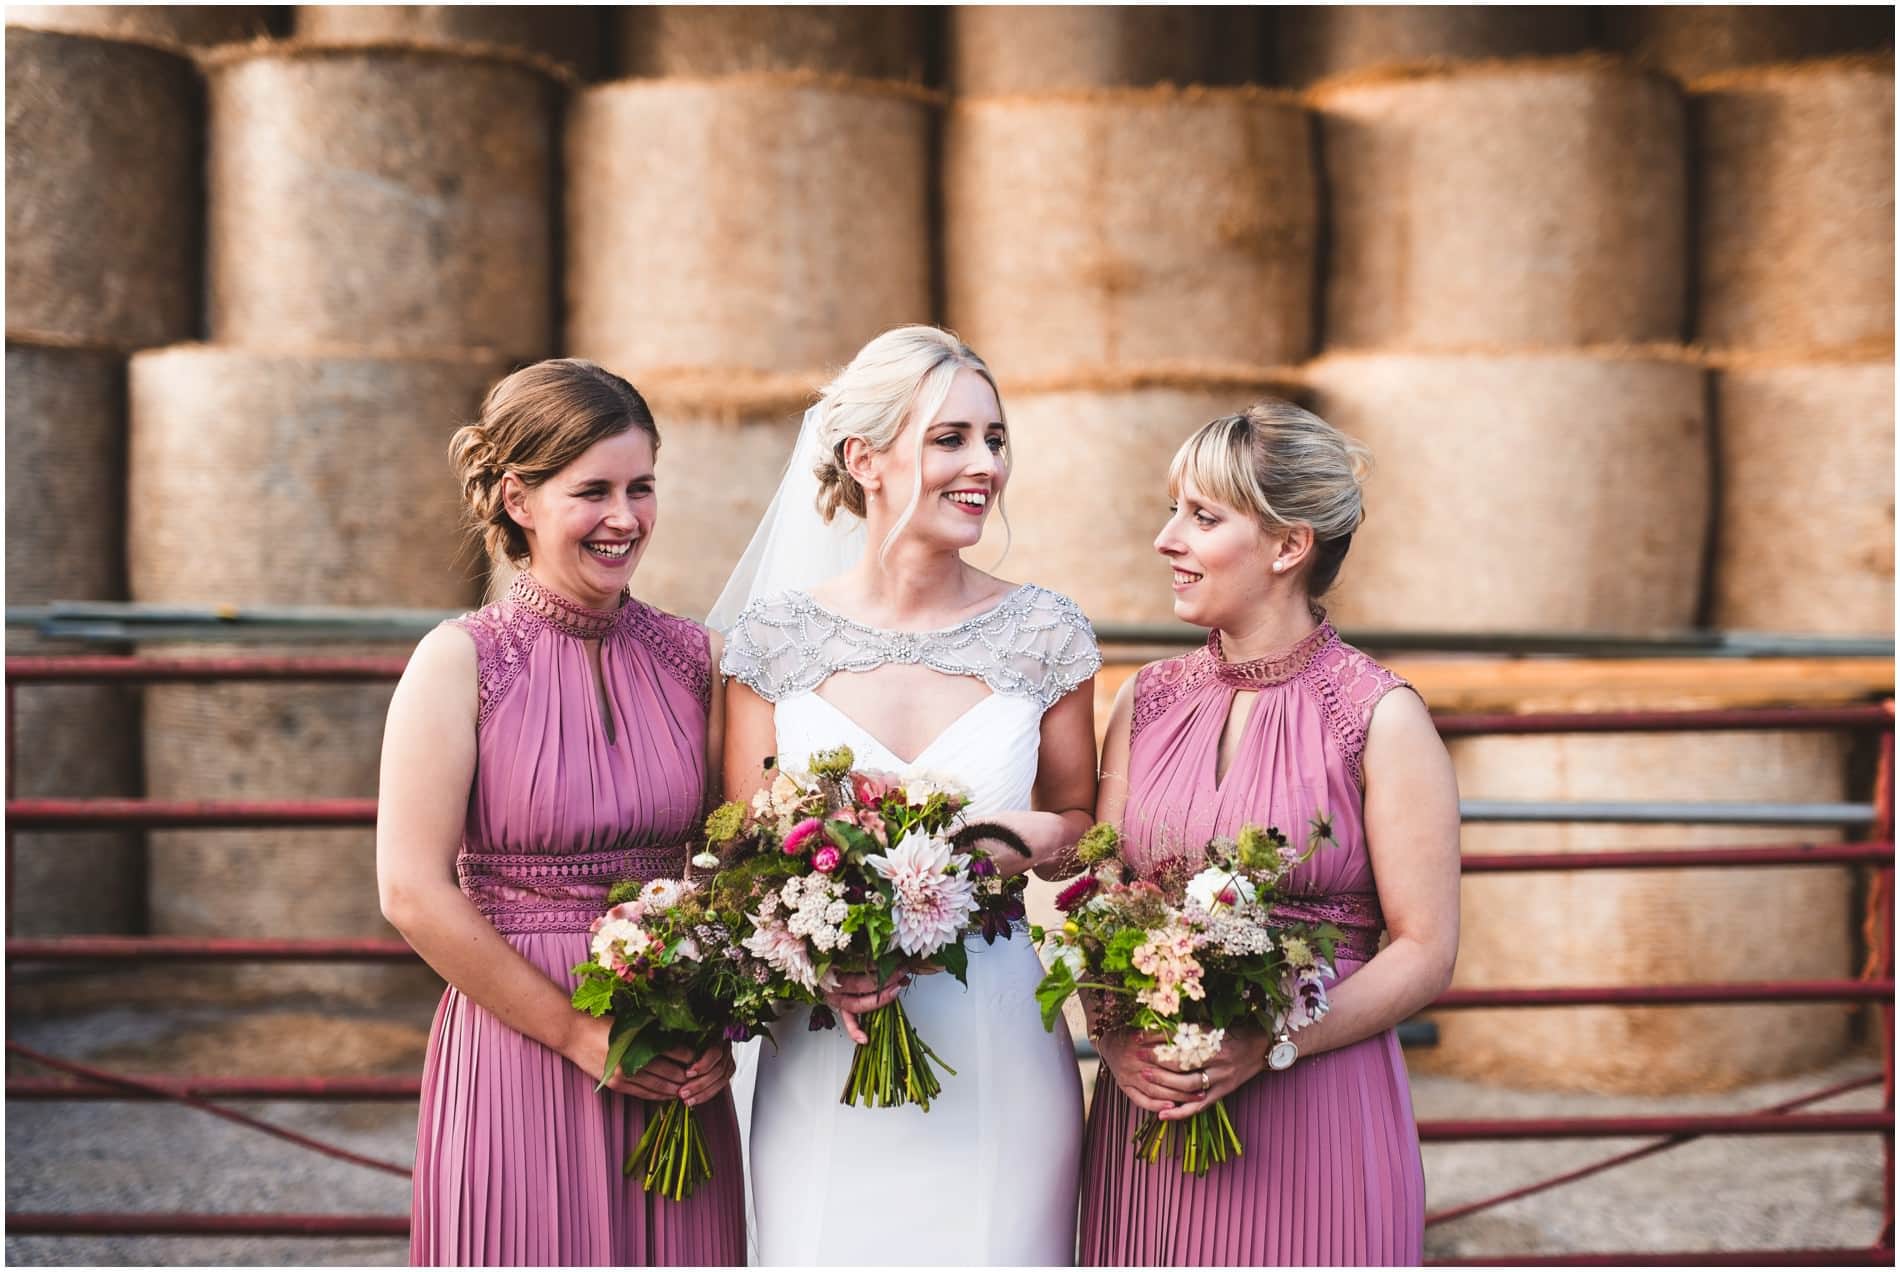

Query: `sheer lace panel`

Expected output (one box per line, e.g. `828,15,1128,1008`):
720,583,1101,711
1303,642,1413,790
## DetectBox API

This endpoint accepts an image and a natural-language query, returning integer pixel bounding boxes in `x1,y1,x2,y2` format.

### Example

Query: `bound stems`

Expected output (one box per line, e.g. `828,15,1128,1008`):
839,999,957,1110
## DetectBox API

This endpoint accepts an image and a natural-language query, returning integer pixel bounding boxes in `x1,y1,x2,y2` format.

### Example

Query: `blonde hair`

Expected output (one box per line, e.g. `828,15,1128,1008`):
1168,399,1371,597
811,324,1009,560
449,358,658,565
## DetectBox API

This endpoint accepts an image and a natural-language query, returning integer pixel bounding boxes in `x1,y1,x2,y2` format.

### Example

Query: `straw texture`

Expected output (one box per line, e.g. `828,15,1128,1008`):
617,5,924,82
946,89,1317,380
1432,728,1853,1093
565,76,931,375
293,5,601,76
1692,58,1894,353
1303,350,1710,635
206,46,560,358
1605,5,1894,81
6,340,141,936
5,27,200,349
7,6,272,48
1710,358,1893,635
949,6,1262,93
1313,59,1687,350
1277,5,1594,87
978,379,1300,624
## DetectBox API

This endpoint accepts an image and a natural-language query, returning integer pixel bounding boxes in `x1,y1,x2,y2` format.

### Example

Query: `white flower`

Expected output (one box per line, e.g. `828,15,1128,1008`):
1048,942,1087,981
898,769,970,807
1154,1023,1226,1070
640,878,686,911
866,830,979,956
1185,866,1256,912
690,851,721,871
672,935,703,963
591,917,652,968
742,917,821,991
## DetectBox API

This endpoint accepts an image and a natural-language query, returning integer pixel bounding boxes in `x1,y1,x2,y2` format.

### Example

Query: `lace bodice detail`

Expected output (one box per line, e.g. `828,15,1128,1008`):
720,583,1101,711
1132,622,1410,788
451,572,712,727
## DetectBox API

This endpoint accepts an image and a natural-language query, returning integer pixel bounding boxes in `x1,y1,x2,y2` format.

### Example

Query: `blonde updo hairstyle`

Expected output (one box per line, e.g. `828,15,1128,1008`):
1169,399,1371,597
811,325,1009,559
449,358,659,565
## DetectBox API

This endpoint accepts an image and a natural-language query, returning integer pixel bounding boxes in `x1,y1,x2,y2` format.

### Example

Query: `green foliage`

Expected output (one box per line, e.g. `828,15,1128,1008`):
808,745,856,779
824,819,878,860
703,800,748,845
606,878,644,905
1101,927,1145,974
939,941,969,987
1075,822,1121,865
1035,959,1075,1031
570,970,618,1018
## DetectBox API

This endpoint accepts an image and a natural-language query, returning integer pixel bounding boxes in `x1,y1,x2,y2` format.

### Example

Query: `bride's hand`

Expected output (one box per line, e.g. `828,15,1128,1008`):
1152,1028,1271,1122
823,968,912,1045
1094,1030,1182,1116
676,1041,738,1107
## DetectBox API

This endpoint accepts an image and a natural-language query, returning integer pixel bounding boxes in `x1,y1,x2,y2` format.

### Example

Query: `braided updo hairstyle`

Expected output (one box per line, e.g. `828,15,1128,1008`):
1168,399,1371,597
809,325,1005,542
448,359,658,565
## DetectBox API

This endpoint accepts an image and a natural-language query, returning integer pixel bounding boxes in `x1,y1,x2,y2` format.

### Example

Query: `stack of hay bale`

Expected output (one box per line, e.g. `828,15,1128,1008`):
561,7,935,619
128,23,566,999
946,6,1310,627
5,13,216,936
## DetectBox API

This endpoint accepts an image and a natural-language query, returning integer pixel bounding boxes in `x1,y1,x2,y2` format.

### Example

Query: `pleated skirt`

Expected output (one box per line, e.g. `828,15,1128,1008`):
1078,967,1425,1266
410,931,747,1267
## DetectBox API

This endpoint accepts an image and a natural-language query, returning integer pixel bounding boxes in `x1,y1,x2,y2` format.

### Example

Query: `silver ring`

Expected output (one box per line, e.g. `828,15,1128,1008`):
1200,1070,1210,1093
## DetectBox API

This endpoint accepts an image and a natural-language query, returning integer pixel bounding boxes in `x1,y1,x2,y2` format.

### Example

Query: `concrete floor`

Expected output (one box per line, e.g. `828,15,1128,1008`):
5,1001,1888,1266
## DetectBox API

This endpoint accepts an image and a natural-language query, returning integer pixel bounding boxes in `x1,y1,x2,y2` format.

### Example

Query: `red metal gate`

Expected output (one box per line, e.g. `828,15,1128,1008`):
6,653,1893,1264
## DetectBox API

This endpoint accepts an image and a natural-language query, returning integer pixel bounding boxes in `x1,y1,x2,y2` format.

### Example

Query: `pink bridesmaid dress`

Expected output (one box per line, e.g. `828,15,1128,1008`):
1079,619,1427,1266
409,571,745,1266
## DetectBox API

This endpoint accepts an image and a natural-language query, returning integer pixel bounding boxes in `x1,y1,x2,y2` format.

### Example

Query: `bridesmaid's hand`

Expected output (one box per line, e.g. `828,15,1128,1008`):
1154,1028,1271,1122
823,968,912,1045
561,1016,687,1102
1095,1031,1182,1116
677,1041,737,1107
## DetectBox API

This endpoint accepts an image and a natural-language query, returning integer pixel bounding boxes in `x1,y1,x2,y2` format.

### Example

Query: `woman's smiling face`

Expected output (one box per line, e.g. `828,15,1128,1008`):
1153,473,1281,630
512,427,657,608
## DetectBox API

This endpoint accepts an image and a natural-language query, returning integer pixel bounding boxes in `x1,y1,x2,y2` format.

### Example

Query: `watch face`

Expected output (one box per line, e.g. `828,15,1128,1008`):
1268,1040,1299,1071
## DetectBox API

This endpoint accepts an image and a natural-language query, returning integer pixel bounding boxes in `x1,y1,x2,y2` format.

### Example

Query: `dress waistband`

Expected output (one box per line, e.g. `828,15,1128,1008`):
1268,891,1384,964
457,843,688,936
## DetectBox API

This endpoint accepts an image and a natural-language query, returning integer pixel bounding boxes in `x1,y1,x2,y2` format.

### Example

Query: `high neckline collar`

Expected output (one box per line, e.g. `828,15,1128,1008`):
508,570,632,639
1206,611,1335,688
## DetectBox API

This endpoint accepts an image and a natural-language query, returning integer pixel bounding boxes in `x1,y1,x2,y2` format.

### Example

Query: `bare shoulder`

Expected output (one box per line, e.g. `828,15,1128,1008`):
1366,682,1434,740
393,622,479,714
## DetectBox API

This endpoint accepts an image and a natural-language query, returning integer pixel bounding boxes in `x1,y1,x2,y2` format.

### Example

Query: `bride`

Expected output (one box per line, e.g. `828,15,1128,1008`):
710,325,1099,1264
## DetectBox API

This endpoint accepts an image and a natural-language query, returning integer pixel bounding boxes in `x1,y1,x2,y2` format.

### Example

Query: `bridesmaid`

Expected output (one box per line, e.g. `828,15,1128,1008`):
1078,401,1461,1266
377,359,745,1266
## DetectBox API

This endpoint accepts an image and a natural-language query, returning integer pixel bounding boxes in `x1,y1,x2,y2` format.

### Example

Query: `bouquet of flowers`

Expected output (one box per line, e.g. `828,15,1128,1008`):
570,873,777,1200
701,745,1028,1111
1033,816,1342,1175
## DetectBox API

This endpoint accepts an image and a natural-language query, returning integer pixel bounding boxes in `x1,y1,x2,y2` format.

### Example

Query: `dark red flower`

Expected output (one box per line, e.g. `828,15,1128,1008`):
1054,874,1098,913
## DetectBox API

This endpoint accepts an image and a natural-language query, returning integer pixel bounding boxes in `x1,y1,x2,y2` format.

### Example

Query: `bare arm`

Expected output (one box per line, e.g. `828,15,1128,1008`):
967,678,1097,880
1155,687,1462,1121
375,626,689,1102
702,629,728,807
720,675,776,809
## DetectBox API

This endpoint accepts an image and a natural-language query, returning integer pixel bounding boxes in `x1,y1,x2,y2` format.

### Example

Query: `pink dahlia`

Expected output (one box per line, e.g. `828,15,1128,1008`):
866,831,979,957
782,817,824,856
742,916,821,991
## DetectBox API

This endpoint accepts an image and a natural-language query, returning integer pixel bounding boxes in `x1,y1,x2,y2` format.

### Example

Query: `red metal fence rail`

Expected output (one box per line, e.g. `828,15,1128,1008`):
5,655,1894,1263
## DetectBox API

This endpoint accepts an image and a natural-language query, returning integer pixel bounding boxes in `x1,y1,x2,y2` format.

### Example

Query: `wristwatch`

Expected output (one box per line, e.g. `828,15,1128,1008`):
1266,1030,1299,1072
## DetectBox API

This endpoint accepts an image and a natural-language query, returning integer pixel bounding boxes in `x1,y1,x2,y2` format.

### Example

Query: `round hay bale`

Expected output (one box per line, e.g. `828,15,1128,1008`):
617,6,925,82
979,372,1304,624
565,75,933,376
293,5,601,78
1692,58,1894,354
7,6,273,48
5,27,200,349
1425,728,1855,1094
143,639,439,1004
7,341,141,937
127,345,502,609
1303,349,1710,635
949,6,1262,94
945,88,1317,380
204,44,561,359
1277,6,1595,87
1312,58,1687,350
1604,5,1893,82
1710,357,1893,635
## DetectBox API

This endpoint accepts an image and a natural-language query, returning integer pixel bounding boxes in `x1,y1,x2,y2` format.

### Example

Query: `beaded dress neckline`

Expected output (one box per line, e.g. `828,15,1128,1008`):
508,570,632,640
1206,612,1336,689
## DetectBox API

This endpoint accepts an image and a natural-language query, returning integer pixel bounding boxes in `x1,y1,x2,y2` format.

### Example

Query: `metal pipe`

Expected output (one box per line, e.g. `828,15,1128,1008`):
1459,842,1893,872
3,1212,409,1237
1433,706,1894,736
1426,1248,1894,1267
1432,980,1893,1008
5,655,409,683
1459,800,1873,826
7,1075,422,1101
7,799,378,829
7,937,416,963
1417,1110,1889,1141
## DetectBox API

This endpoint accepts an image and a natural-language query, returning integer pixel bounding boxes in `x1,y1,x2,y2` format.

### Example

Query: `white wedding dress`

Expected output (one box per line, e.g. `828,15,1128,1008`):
721,583,1100,1266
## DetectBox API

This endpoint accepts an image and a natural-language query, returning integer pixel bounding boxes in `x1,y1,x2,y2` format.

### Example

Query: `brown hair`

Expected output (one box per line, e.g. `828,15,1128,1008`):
449,358,658,564
1168,399,1371,597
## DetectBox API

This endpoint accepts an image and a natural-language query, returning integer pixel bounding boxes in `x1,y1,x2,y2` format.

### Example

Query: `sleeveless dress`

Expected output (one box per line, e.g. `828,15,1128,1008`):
1078,621,1427,1267
409,571,746,1267
721,583,1102,1266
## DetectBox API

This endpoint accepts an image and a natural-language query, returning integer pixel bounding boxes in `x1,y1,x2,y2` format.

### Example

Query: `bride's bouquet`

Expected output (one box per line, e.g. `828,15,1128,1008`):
570,875,777,1200
1034,817,1342,1175
702,745,1028,1111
